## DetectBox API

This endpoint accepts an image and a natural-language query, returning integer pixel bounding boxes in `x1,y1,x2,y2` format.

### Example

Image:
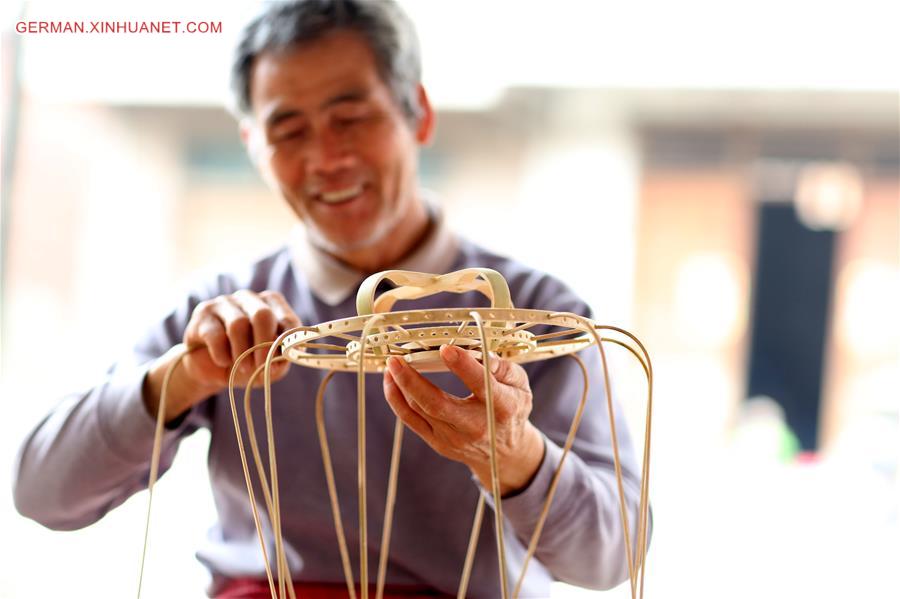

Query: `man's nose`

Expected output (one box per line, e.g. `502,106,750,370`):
306,130,355,177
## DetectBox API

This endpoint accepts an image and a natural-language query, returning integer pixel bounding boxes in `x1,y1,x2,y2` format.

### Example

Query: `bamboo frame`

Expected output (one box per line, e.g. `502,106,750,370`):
138,268,654,599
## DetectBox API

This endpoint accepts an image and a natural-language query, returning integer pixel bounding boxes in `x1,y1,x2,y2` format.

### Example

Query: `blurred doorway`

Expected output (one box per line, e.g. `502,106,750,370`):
746,201,836,450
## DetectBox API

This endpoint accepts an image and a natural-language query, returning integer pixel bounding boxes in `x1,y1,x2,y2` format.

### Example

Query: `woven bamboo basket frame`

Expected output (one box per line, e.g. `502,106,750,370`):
139,268,654,599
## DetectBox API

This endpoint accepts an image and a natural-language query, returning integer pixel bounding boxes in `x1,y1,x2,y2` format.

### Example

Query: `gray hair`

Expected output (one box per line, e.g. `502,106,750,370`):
229,0,423,122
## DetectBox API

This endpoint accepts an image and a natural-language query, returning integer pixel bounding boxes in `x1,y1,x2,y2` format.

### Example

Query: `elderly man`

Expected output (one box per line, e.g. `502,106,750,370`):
13,1,646,597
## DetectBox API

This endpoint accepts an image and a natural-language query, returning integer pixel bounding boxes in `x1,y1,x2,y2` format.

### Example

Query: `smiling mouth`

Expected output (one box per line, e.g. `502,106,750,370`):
317,184,364,205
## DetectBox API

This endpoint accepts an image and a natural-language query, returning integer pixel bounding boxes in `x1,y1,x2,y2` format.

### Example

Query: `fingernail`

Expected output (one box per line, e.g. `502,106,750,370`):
387,356,402,375
441,344,458,364
489,355,500,373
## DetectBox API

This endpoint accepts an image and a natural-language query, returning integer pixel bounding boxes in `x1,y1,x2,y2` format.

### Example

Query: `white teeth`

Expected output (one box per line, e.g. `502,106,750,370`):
319,186,362,204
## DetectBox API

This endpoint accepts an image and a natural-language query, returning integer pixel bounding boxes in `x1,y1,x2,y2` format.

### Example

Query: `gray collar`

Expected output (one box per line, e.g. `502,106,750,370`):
290,196,459,306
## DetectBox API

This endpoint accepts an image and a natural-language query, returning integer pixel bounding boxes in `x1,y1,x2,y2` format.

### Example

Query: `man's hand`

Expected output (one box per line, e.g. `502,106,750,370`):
383,344,545,496
143,290,301,423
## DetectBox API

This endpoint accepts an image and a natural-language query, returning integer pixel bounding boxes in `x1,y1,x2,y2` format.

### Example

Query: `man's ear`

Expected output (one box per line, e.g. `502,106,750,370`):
240,118,267,167
240,119,278,188
414,84,435,145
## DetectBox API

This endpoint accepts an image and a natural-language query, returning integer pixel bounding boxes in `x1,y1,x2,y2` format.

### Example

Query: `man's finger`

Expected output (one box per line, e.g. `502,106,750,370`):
260,290,303,332
211,296,252,369
384,370,434,440
438,344,495,399
490,356,530,390
249,359,291,386
232,290,277,367
186,301,232,369
385,357,455,421
193,316,231,369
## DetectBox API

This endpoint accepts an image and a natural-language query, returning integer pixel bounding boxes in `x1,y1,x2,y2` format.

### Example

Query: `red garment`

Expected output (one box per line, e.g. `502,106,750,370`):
216,578,453,599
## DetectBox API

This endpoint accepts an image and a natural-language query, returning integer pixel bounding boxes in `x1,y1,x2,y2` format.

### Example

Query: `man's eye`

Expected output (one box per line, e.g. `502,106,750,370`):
274,128,308,143
333,108,372,128
335,116,363,129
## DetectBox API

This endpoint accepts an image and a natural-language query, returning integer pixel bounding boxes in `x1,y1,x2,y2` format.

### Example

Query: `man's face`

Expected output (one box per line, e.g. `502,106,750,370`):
245,30,431,253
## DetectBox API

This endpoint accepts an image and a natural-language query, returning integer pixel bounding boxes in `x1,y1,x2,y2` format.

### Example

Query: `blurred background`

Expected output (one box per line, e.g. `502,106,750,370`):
1,1,897,597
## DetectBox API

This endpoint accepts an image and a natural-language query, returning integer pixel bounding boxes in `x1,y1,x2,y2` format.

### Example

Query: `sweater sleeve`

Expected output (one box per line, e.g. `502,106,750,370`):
12,294,205,531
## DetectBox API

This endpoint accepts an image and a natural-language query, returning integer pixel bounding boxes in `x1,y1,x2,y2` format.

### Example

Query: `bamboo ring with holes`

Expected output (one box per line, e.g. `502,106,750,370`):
138,268,654,599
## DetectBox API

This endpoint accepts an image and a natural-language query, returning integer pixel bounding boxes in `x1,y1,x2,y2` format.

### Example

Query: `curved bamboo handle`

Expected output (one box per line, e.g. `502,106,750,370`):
356,268,513,315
